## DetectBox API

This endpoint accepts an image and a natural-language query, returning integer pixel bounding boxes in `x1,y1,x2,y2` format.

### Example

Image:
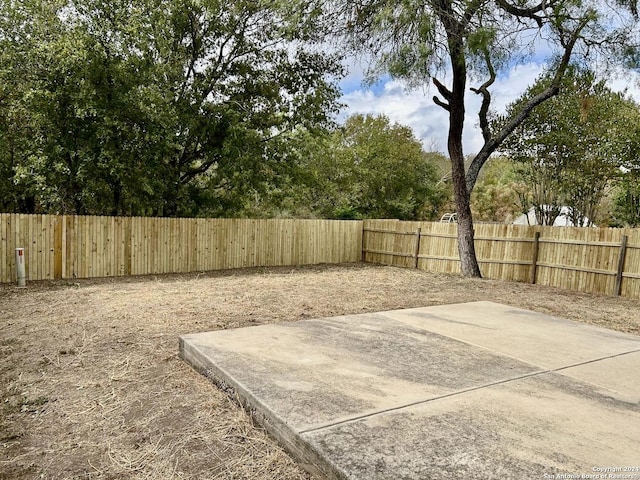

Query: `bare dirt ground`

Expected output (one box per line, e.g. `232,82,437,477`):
1,263,639,480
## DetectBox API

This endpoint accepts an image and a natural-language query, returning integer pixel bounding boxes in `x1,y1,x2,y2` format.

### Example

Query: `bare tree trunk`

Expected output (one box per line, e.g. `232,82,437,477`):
452,153,482,277
450,140,482,276
445,29,482,278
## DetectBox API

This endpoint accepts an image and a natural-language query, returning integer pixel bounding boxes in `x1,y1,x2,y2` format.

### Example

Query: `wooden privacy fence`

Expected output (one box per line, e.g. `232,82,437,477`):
0,214,363,282
4,214,640,299
362,219,640,299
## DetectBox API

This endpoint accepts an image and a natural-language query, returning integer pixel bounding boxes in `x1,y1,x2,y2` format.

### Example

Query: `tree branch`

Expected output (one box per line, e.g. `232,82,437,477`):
180,156,219,183
465,13,590,192
469,49,496,143
433,77,452,100
433,95,450,111
494,0,551,27
461,0,485,30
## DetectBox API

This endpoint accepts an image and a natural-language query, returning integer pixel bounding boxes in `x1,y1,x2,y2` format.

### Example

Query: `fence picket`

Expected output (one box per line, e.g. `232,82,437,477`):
0,214,363,283
362,220,640,298
4,214,640,300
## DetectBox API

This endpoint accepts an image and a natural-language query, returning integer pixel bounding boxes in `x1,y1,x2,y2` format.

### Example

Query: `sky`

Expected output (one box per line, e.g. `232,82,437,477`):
337,60,640,155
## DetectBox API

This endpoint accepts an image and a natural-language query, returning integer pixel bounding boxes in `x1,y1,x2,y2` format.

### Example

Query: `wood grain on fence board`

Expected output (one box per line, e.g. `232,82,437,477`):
362,220,640,298
0,214,363,283
4,214,640,299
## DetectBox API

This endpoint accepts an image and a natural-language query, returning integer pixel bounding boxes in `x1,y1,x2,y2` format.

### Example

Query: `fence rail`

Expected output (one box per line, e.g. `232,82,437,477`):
0,214,363,282
362,219,640,299
4,214,640,300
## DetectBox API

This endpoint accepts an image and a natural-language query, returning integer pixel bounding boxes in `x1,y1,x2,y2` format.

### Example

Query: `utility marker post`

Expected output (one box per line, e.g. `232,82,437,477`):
15,248,26,288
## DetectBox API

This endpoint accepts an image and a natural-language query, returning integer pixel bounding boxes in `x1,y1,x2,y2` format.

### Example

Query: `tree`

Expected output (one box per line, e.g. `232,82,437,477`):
614,173,640,226
0,0,343,216
612,135,640,227
328,0,640,276
500,70,640,226
244,115,447,220
317,114,447,220
471,156,525,223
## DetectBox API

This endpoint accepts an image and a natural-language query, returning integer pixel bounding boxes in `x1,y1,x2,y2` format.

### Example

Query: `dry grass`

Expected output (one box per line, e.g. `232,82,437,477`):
1,263,639,480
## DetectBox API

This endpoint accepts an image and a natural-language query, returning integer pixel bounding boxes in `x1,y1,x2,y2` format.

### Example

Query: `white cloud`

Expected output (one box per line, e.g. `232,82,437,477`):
608,71,640,101
339,62,549,154
489,63,547,111
340,85,448,151
339,59,640,156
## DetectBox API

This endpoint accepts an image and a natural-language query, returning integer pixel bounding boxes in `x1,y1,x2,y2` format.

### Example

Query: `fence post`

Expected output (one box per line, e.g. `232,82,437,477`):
54,216,63,279
530,231,540,284
361,222,367,263
615,235,628,296
414,227,422,269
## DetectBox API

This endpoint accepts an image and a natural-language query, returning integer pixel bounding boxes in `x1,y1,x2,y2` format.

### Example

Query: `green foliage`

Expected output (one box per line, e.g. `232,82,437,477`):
246,115,448,220
498,69,640,226
306,114,448,220
613,172,640,226
607,87,640,226
340,1,640,90
471,157,527,222
0,0,343,216
334,0,640,277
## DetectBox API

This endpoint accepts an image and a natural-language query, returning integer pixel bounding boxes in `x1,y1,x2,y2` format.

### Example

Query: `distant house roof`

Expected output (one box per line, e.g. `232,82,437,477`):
513,206,592,227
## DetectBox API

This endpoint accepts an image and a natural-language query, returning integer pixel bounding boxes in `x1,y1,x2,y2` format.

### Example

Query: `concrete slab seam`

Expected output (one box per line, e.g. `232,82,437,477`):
551,347,640,373
395,316,640,373
298,369,549,435
298,347,640,435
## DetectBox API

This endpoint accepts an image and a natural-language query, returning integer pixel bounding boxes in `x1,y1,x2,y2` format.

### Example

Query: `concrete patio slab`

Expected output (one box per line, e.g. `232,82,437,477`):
392,302,640,370
179,301,640,480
